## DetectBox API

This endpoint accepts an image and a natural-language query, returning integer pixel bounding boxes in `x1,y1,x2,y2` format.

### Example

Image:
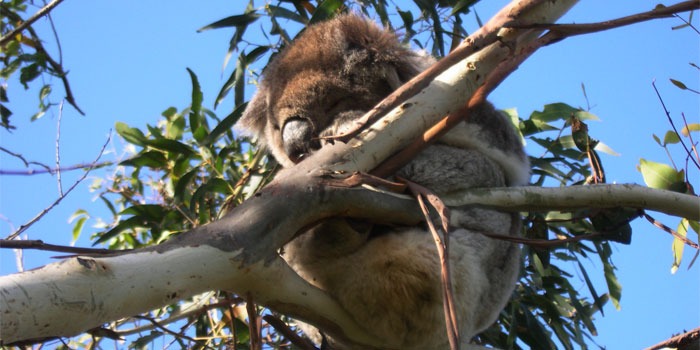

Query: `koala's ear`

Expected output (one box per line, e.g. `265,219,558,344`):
385,50,435,90
234,87,269,142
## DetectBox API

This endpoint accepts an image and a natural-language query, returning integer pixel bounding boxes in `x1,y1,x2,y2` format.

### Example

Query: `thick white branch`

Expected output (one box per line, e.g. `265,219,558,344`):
442,184,700,221
0,246,385,346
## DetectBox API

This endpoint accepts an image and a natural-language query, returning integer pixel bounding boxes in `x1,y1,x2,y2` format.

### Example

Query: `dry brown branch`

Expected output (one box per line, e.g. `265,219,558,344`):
645,327,700,350
0,239,123,255
403,177,459,350
513,1,700,36
643,212,700,249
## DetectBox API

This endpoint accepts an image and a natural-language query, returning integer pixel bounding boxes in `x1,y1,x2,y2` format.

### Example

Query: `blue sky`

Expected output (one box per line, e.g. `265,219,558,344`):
1,1,698,349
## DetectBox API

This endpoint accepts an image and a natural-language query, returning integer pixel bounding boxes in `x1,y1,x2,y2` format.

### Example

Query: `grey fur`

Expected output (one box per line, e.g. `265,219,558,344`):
235,14,530,349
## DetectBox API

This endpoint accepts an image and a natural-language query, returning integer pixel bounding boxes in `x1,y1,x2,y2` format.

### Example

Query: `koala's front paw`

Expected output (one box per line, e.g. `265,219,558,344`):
319,110,366,146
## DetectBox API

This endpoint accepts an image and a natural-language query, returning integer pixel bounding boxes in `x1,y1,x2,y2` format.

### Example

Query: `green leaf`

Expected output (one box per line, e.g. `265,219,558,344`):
19,62,41,87
598,242,622,310
120,151,167,168
451,0,477,15
115,122,147,146
162,106,178,118
639,158,685,191
186,68,206,142
575,258,605,316
308,0,344,24
590,208,635,244
130,331,164,349
531,103,579,123
206,102,247,145
121,204,166,220
681,123,700,137
197,12,261,32
190,177,232,211
670,78,688,90
215,46,269,108
99,195,118,217
69,209,89,243
147,138,195,157
593,141,620,156
166,112,185,140
662,130,681,145
94,216,148,245
266,5,308,23
671,219,696,273
174,167,200,203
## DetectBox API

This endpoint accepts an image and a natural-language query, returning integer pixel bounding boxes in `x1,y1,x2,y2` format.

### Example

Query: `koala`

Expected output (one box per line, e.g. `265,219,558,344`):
235,14,530,349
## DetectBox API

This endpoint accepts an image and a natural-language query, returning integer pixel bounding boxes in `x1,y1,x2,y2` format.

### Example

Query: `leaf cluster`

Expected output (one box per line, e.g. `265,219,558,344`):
0,0,83,129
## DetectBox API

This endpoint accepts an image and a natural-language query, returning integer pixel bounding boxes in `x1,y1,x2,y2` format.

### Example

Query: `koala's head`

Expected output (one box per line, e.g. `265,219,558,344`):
235,14,433,167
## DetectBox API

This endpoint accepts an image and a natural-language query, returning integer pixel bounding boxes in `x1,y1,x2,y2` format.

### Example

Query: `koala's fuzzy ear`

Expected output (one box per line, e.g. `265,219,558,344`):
234,86,269,142
386,50,435,90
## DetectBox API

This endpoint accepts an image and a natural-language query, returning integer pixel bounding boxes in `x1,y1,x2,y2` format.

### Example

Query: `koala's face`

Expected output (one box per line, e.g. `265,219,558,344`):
235,14,433,167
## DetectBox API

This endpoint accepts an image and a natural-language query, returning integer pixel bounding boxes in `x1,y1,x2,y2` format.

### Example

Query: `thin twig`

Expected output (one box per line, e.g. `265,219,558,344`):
0,161,113,175
262,315,317,350
0,146,52,172
6,132,111,240
681,112,700,166
132,315,201,344
673,11,700,33
56,100,64,196
652,80,700,169
0,0,65,47
0,239,125,255
643,212,700,249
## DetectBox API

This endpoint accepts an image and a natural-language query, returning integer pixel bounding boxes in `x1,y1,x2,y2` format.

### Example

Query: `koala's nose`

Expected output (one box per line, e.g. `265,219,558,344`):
282,117,319,163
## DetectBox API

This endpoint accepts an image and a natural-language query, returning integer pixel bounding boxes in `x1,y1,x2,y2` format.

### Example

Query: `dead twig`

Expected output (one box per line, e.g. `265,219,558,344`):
400,177,459,350
262,315,317,350
0,239,124,255
0,161,113,175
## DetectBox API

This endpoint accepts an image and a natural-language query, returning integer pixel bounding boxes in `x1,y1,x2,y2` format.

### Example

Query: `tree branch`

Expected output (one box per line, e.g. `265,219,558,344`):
0,0,65,47
0,161,112,175
511,0,700,37
645,327,700,350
